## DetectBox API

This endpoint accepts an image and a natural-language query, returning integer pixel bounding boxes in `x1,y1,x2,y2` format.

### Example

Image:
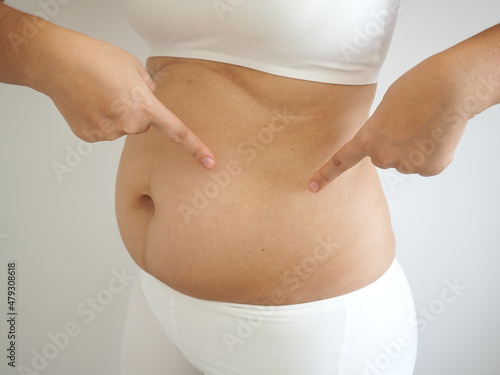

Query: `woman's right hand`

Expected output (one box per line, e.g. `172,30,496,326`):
35,25,216,169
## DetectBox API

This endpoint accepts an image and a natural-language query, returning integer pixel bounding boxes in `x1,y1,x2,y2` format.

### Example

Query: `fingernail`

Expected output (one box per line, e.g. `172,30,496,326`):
202,157,215,169
308,181,320,193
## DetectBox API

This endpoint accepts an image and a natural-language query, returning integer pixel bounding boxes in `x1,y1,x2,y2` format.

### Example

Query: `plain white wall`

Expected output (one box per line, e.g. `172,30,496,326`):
377,1,500,374
0,0,499,374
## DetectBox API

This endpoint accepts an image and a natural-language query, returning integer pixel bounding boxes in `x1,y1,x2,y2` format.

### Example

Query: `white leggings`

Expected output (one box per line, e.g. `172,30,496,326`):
120,259,418,375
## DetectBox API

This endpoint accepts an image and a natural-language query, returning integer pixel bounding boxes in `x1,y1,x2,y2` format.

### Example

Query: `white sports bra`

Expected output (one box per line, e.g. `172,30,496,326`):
121,0,400,84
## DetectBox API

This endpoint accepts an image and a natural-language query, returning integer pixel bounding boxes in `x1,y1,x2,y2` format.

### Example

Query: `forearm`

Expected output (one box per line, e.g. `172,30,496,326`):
440,23,500,116
0,3,59,91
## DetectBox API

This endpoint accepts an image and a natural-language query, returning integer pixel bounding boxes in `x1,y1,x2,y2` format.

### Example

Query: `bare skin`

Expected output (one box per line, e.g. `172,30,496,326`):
1,4,498,305
310,24,500,191
115,57,396,304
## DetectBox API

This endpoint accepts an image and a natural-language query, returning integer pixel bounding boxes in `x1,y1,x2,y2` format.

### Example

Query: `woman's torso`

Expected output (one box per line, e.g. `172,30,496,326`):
115,57,396,305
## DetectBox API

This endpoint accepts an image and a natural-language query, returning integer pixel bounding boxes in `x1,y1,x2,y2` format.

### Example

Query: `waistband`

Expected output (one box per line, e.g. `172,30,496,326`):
138,258,407,315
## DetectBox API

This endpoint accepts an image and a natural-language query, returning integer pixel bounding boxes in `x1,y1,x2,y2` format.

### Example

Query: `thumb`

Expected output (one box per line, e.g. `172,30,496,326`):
308,135,366,193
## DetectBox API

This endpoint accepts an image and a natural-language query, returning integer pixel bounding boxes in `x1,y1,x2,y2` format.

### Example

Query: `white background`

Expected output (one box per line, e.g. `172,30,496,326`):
0,0,499,374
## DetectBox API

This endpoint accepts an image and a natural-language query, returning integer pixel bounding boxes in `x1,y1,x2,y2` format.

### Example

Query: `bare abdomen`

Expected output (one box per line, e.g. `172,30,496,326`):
115,60,395,305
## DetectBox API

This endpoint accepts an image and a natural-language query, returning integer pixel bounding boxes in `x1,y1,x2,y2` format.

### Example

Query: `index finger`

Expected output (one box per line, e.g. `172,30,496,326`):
308,137,366,193
149,96,216,169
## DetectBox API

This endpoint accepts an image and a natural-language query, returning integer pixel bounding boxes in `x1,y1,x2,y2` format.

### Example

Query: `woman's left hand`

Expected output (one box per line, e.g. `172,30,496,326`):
307,52,480,193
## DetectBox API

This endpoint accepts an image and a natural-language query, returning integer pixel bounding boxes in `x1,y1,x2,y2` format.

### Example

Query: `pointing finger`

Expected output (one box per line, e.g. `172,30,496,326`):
308,136,366,193
149,96,216,169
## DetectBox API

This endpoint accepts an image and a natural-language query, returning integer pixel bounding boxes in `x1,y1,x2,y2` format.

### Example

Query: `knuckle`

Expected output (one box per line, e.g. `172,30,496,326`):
370,148,398,170
316,171,331,185
438,157,453,173
139,99,155,118
171,127,189,145
77,128,102,143
329,156,346,173
101,132,119,141
191,143,203,158
421,156,453,177
99,124,121,141
371,158,390,170
99,134,116,142
419,169,439,177
121,122,146,135
444,153,454,167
